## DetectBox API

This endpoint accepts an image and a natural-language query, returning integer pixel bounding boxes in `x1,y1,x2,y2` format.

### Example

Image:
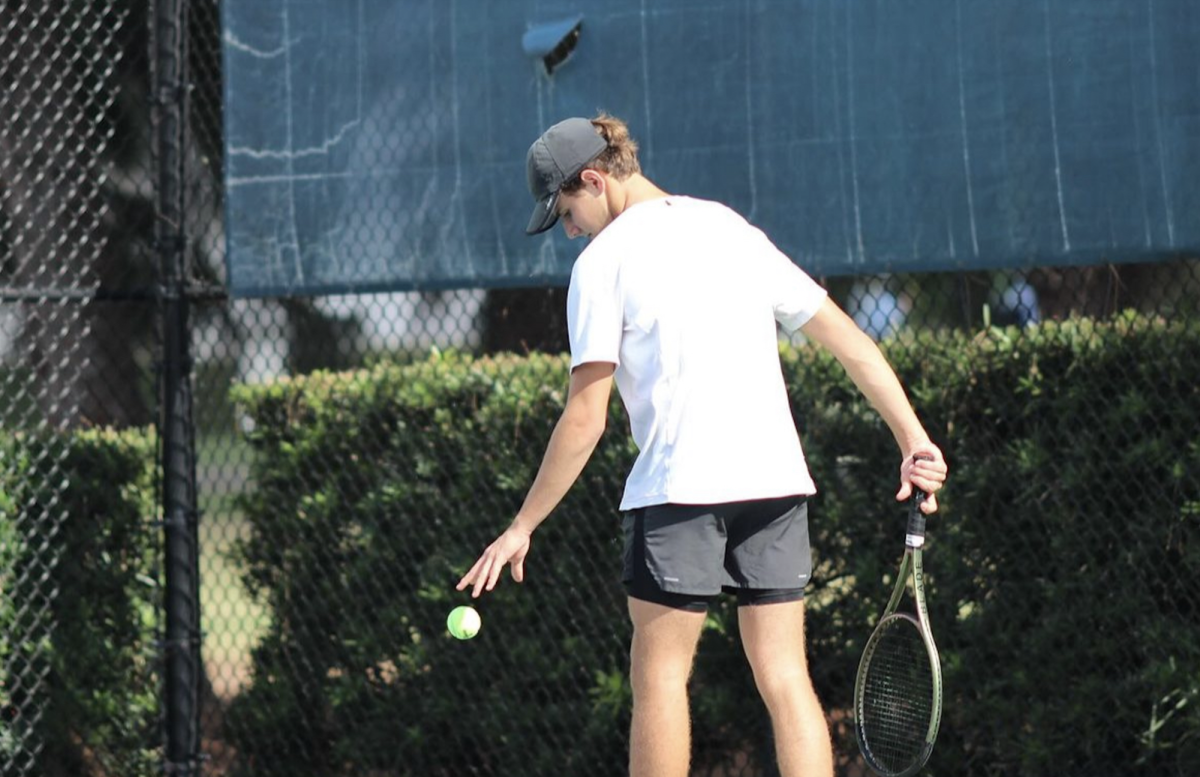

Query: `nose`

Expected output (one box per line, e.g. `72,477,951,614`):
562,221,581,240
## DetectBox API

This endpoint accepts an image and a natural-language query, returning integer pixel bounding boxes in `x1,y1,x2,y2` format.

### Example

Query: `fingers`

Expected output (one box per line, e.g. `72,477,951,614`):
484,548,507,595
454,556,487,597
896,482,940,514
907,472,945,498
455,545,499,598
454,562,475,592
471,549,503,598
455,530,531,598
897,446,949,512
909,450,947,487
896,466,942,497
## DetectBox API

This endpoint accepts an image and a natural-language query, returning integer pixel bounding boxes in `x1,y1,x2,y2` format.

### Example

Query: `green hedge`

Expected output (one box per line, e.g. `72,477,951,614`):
228,314,1200,777
0,428,159,777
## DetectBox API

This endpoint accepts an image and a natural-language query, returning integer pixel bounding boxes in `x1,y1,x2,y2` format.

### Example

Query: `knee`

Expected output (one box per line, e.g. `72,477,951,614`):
631,653,692,695
751,664,813,711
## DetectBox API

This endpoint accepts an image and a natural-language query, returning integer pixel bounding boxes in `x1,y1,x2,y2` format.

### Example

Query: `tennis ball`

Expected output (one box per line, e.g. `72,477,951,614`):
446,605,481,640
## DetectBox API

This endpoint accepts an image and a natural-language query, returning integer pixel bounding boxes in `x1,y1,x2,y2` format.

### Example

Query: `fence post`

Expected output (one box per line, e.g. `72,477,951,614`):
154,0,201,773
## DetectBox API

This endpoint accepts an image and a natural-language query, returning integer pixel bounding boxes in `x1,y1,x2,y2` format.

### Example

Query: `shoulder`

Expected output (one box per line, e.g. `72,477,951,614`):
668,195,742,220
571,200,660,275
667,197,759,239
570,237,621,291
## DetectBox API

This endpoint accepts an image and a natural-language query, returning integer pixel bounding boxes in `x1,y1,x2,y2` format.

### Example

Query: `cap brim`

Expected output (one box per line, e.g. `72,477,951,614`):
526,191,561,235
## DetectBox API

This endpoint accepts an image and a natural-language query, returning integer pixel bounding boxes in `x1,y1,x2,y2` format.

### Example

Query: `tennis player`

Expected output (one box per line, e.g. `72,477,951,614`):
458,114,948,777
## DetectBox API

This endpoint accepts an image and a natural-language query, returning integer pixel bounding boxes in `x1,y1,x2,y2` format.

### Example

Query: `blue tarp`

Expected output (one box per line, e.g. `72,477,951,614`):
223,1,1199,297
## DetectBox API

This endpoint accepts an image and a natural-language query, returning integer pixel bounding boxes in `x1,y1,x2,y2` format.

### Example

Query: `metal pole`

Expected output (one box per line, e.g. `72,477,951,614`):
154,0,201,773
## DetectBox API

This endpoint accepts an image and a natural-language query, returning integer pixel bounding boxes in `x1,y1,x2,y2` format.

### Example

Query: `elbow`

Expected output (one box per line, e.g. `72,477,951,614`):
560,408,607,448
581,414,608,447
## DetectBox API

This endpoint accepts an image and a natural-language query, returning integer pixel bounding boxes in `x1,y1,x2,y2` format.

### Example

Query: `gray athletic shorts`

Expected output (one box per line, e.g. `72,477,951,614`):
621,495,811,612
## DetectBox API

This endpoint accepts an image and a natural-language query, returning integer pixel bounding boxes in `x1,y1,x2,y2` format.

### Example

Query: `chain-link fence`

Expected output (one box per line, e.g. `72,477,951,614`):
1,2,162,775
2,3,1199,777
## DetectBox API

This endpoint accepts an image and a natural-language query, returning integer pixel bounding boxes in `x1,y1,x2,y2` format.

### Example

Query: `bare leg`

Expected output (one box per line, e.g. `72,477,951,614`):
738,600,833,777
627,597,707,777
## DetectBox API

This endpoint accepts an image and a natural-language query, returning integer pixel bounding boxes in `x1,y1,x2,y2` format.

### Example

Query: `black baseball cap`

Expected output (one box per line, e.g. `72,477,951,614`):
525,117,608,235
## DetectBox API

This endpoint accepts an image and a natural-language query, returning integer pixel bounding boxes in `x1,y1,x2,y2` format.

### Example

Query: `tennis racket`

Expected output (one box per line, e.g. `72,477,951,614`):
853,476,943,777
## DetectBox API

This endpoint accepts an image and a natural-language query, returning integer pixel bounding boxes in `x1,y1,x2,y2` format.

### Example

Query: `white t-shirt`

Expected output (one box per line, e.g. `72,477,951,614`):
566,196,829,510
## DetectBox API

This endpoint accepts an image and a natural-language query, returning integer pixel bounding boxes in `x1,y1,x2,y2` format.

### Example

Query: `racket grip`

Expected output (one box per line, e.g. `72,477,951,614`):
906,455,933,543
907,489,928,540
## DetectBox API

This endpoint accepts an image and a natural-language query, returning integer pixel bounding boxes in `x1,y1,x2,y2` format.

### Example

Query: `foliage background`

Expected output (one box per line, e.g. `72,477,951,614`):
0,430,159,777
224,316,1200,777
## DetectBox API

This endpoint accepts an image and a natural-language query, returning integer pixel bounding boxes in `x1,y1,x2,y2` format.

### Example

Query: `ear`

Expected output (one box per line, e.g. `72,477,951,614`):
579,168,605,194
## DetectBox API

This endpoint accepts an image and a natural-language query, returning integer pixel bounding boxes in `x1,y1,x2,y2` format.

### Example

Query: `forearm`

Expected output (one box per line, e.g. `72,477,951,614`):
802,299,931,456
836,343,931,456
511,411,605,534
800,300,946,507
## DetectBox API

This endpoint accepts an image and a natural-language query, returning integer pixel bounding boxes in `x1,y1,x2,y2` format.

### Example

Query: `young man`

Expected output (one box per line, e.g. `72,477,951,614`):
457,114,948,777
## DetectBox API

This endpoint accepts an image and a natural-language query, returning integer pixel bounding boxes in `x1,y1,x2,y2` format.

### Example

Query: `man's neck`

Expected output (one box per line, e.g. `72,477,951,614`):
611,173,669,218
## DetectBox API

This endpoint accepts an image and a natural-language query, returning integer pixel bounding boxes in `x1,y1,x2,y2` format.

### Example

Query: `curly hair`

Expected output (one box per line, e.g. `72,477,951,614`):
559,112,642,194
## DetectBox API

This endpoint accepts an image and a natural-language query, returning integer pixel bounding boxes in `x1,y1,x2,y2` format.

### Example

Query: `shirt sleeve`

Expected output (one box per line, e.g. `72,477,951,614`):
566,251,623,369
748,225,828,333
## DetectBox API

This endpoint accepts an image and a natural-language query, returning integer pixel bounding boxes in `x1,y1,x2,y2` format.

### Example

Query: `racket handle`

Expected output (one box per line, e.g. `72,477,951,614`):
906,455,933,544
907,488,928,542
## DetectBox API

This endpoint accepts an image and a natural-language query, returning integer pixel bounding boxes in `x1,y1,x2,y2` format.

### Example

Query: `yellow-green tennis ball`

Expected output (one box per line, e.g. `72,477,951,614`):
447,605,481,640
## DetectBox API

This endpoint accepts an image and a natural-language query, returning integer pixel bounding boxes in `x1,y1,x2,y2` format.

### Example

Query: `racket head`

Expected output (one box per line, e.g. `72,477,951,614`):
854,612,943,777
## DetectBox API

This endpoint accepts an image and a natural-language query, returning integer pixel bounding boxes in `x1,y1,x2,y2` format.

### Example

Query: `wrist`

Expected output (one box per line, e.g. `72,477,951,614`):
509,514,539,536
899,436,931,458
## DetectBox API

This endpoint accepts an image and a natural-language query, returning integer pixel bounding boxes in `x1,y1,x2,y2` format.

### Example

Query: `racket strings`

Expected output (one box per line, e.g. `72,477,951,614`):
860,618,935,775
